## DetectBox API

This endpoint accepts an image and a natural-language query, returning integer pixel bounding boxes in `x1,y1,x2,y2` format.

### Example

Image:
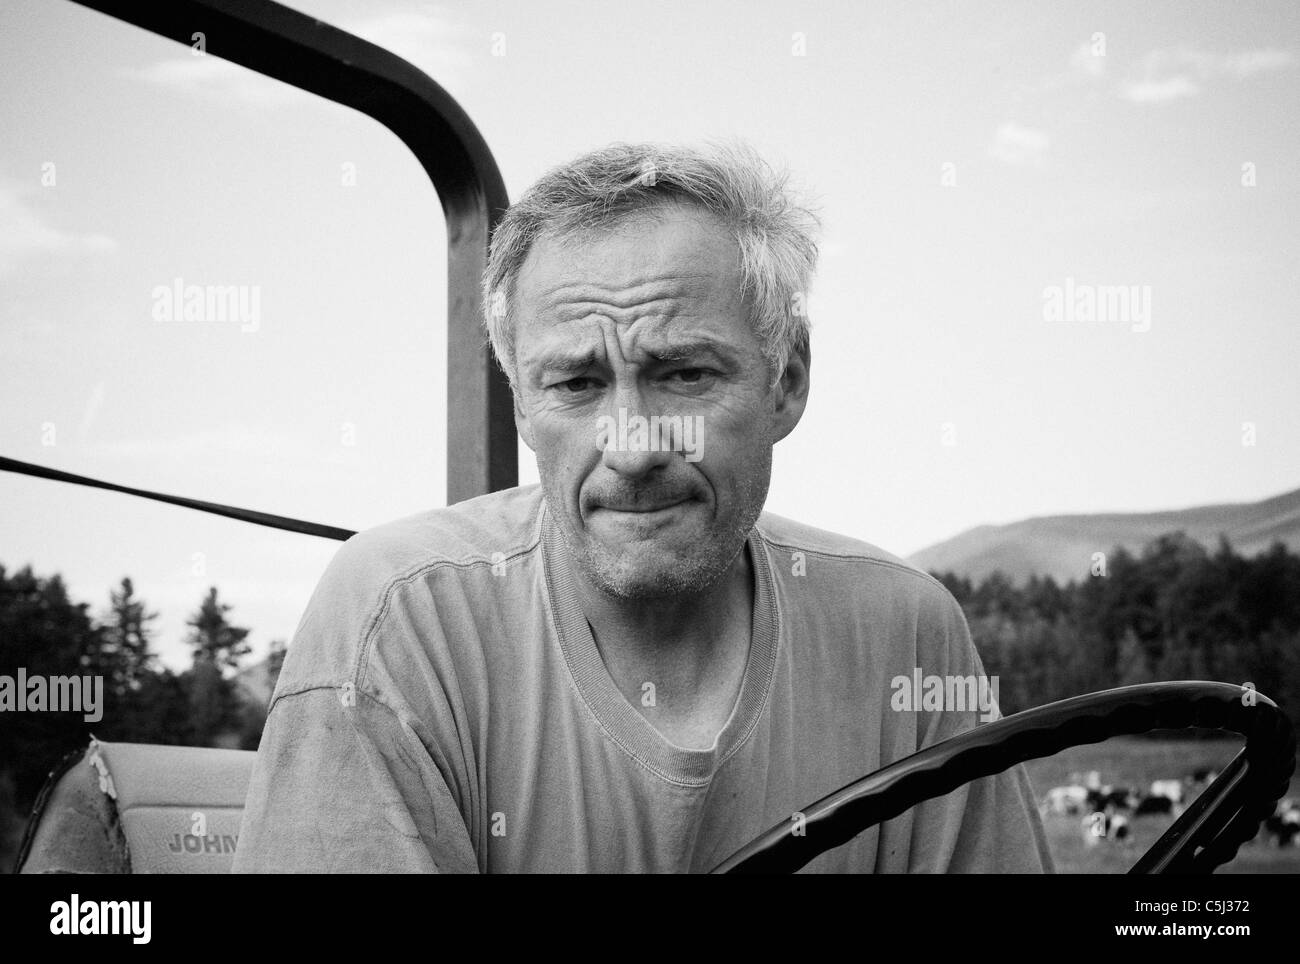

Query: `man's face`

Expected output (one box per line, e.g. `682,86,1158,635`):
511,202,808,599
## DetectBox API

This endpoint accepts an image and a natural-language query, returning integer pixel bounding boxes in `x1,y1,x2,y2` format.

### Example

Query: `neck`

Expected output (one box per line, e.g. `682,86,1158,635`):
571,543,755,745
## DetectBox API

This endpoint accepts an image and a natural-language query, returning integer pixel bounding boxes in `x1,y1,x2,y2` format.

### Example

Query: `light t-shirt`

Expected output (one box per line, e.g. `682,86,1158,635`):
233,485,1053,873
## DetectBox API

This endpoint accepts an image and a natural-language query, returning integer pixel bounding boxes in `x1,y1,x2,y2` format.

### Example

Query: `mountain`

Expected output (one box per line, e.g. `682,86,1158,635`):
908,486,1300,585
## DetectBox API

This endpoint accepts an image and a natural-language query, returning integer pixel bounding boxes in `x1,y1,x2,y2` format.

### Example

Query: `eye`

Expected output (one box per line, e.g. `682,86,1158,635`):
667,368,713,385
557,377,597,393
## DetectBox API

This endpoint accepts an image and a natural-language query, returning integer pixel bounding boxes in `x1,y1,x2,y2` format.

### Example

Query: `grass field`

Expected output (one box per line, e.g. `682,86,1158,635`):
1021,735,1300,874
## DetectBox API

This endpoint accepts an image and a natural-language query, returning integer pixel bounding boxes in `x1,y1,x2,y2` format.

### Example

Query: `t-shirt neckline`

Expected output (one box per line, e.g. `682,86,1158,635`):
540,503,779,786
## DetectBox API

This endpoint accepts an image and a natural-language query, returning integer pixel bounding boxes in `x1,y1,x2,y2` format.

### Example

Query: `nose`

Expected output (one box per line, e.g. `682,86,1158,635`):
597,387,675,480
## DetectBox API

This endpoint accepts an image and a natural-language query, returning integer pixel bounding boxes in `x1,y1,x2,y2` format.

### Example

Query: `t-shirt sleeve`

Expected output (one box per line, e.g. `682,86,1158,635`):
231,531,482,874
232,685,479,873
902,588,1055,873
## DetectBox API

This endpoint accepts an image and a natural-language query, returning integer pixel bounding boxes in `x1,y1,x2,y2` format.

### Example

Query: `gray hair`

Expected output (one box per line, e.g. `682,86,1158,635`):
481,141,820,390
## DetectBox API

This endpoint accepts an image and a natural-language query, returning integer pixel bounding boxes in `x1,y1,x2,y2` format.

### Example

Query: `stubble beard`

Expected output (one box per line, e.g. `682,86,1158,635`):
542,456,772,602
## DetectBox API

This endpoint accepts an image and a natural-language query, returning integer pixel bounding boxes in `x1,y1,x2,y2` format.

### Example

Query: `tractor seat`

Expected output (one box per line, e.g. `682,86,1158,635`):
15,739,254,874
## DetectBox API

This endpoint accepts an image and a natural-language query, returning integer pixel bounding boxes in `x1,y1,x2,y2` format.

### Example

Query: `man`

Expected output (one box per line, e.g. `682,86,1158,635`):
234,142,1053,873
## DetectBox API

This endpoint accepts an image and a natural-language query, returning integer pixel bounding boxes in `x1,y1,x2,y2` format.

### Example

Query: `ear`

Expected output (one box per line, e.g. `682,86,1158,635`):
771,341,810,444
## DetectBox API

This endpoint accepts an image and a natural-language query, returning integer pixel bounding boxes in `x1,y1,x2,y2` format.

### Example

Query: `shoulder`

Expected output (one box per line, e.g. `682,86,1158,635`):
755,510,956,614
272,486,545,702
335,484,546,578
753,510,974,679
753,513,991,743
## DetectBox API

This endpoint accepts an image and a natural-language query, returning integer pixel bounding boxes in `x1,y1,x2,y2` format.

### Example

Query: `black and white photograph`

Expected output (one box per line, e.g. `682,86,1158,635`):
1,0,1297,932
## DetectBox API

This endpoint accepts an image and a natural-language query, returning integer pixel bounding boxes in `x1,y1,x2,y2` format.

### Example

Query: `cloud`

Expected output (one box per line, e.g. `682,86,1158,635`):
1120,46,1295,104
1069,41,1107,79
125,55,309,109
338,10,476,94
1123,75,1201,104
0,184,117,273
1222,48,1295,78
987,123,1049,166
1042,42,1294,104
125,8,476,107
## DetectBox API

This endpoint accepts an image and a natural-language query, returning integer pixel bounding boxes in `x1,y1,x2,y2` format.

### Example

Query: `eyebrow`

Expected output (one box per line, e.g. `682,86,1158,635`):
531,339,731,377
535,349,598,375
644,340,728,363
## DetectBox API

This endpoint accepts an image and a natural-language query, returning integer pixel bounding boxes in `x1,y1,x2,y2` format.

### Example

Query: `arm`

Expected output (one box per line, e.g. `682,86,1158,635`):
232,684,479,873
231,533,481,874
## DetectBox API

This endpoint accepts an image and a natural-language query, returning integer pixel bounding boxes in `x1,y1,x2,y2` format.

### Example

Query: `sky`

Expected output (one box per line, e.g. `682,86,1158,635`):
1,0,1297,670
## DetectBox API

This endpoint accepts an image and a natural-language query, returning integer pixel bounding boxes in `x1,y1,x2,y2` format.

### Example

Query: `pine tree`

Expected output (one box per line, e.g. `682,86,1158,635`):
186,587,251,672
183,587,252,746
89,577,158,697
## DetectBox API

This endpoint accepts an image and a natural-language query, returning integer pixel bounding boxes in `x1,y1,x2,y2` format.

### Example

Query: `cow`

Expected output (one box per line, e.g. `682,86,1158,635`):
1088,786,1139,812
1150,779,1184,805
1132,779,1186,818
1043,785,1089,816
1134,794,1176,816
1083,809,1132,845
1261,798,1300,847
1111,812,1131,842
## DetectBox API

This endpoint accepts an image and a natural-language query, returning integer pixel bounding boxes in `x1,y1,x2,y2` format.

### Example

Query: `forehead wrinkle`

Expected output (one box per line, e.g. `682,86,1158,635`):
535,268,728,316
523,315,727,376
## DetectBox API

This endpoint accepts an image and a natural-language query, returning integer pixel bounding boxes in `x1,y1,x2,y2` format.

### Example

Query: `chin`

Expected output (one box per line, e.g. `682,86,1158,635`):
581,540,738,601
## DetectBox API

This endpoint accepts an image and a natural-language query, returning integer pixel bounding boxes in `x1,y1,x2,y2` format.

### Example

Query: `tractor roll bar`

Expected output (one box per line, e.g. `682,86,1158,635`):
70,0,517,503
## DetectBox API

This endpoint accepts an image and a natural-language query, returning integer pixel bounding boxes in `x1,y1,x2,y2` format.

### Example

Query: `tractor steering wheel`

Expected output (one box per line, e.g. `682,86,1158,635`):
711,681,1296,873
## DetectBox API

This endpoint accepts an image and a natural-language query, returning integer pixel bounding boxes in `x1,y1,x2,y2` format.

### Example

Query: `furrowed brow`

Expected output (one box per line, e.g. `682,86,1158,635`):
535,348,598,375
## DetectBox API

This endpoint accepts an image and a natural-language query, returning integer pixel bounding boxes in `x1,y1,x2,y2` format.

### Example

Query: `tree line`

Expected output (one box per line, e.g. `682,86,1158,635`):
931,533,1300,730
0,564,281,863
